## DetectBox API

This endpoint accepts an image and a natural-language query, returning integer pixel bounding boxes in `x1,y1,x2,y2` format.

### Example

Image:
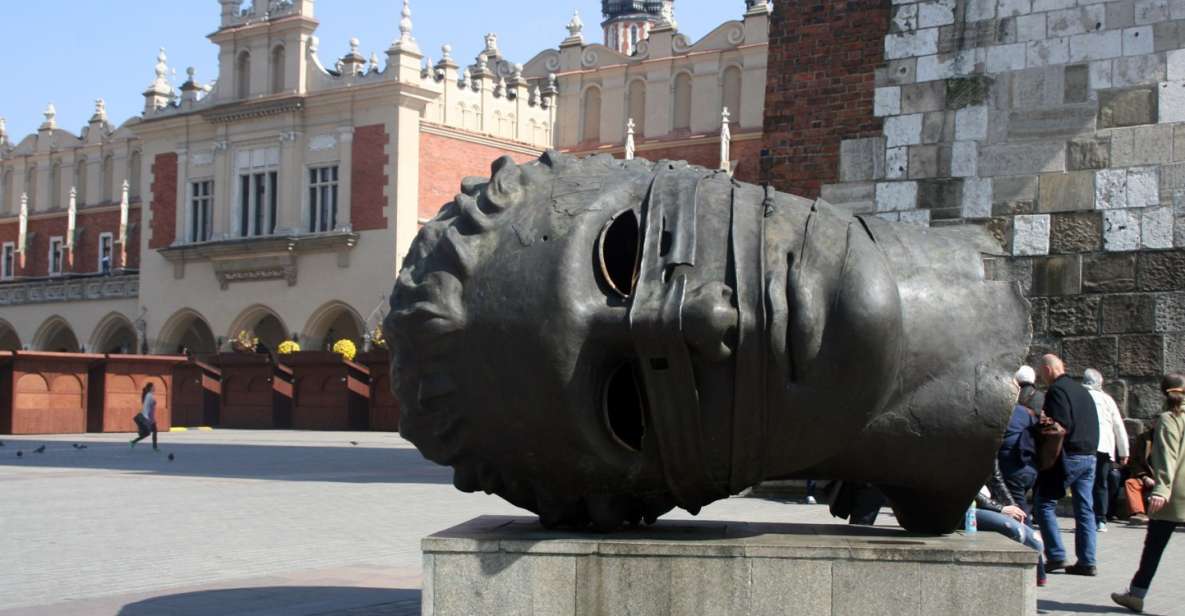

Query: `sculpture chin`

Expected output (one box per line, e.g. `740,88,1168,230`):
386,151,1031,534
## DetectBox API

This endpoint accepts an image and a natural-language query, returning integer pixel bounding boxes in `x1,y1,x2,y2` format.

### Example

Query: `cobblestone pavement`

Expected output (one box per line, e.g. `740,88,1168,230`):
1,430,1182,615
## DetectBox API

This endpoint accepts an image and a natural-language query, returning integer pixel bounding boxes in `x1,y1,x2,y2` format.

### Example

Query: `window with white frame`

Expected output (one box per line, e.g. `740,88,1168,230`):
308,165,339,233
98,232,113,274
235,147,279,238
189,180,213,243
1,242,14,280
48,236,65,276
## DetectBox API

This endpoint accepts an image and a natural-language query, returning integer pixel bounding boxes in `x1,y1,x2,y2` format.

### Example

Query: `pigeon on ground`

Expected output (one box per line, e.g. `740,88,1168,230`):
72,443,79,449
168,453,175,461
350,441,359,446
33,445,45,454
79,444,87,450
16,451,22,457
0,441,5,446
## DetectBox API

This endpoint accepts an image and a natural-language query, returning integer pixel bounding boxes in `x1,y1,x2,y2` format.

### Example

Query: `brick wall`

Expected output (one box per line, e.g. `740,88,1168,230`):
418,130,538,221
0,208,140,277
351,124,389,232
149,153,177,250
764,0,1185,417
759,0,890,199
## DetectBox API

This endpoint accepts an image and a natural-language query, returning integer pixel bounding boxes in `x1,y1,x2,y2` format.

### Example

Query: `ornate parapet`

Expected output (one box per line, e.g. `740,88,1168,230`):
0,273,139,307
158,231,359,290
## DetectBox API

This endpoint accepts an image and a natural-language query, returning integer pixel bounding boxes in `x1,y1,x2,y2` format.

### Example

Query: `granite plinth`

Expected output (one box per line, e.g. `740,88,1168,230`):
422,515,1038,616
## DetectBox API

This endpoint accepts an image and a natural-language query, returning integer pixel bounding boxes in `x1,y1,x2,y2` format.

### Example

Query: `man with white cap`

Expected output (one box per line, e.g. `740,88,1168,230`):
999,365,1044,512
1083,368,1129,532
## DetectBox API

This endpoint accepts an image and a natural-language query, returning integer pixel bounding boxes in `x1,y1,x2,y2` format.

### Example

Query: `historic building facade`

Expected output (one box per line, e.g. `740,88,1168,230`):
0,0,553,355
525,0,770,182
761,0,1185,418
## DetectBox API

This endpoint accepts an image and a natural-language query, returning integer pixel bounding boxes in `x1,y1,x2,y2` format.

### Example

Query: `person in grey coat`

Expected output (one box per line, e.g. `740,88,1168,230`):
129,383,158,451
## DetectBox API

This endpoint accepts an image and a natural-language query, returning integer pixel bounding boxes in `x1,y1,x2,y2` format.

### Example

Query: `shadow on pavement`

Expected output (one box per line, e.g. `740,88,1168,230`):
1038,599,1147,614
116,586,419,616
0,440,451,484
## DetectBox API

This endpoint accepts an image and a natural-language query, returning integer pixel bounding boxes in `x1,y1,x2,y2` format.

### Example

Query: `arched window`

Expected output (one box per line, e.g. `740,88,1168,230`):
629,25,639,54
50,161,61,209
582,86,602,144
722,66,742,125
25,166,36,210
74,158,87,206
628,80,646,136
673,73,692,131
237,51,252,99
101,155,115,203
128,151,142,200
271,45,286,94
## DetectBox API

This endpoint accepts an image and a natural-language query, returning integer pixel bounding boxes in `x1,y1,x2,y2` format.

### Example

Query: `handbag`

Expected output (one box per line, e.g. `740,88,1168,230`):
1036,413,1066,471
133,413,150,437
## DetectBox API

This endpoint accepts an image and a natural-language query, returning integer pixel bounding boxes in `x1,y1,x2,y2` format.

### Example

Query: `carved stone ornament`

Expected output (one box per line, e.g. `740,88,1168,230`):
386,152,1031,535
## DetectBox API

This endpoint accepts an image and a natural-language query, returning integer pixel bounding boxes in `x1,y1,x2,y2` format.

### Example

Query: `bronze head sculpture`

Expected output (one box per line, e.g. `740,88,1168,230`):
385,152,1031,534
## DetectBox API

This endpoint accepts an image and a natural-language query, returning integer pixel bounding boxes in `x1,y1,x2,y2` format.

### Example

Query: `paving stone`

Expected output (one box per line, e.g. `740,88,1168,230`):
1039,172,1097,212
1101,293,1159,333
1049,295,1102,335
902,80,947,113
980,143,1067,176
1031,254,1083,294
1119,333,1167,376
1050,210,1103,252
1138,249,1185,289
1098,86,1159,128
1155,291,1185,331
1063,335,1119,375
1105,208,1143,251
1143,206,1176,248
1068,137,1111,169
1083,254,1137,296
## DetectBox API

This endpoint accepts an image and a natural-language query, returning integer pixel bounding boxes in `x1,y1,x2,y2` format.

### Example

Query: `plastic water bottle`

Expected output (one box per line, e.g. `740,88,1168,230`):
964,503,978,534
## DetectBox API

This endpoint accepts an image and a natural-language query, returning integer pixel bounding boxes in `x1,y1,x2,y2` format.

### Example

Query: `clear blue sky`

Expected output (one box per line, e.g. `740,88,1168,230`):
0,1,748,140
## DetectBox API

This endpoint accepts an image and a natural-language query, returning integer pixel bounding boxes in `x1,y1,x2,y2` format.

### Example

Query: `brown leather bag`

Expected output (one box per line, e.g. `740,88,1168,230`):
1036,414,1066,471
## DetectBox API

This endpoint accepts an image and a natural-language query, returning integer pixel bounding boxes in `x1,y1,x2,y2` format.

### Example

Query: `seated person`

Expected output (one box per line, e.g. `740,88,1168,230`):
1125,417,1159,524
976,459,1047,586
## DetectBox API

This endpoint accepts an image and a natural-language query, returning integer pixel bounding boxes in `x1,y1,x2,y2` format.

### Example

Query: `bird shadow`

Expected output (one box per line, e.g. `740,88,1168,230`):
0,439,451,484
116,586,419,616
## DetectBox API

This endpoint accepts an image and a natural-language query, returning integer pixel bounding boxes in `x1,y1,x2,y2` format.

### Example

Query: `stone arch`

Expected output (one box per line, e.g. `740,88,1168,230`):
32,316,80,353
302,301,364,351
581,85,602,144
156,308,217,355
0,319,21,351
227,304,289,351
237,50,252,99
721,65,742,126
673,71,693,131
90,312,138,355
271,44,287,93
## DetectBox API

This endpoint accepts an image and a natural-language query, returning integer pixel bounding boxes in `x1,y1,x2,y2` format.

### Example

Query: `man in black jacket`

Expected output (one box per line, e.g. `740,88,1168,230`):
1034,354,1101,576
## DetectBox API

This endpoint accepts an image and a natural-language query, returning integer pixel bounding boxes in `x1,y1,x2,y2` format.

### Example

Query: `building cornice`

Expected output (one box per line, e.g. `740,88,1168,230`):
419,122,545,157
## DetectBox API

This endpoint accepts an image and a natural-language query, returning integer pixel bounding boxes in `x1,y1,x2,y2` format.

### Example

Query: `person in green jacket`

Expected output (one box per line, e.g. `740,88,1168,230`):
1112,373,1185,613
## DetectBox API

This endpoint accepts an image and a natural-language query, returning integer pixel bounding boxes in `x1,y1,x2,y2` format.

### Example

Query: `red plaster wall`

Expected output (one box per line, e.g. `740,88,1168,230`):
418,131,538,221
149,153,178,250
760,0,889,198
571,137,764,185
352,124,389,232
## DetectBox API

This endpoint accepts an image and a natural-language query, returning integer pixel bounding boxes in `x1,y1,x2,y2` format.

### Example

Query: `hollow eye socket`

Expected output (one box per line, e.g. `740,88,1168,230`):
603,363,646,452
597,209,641,299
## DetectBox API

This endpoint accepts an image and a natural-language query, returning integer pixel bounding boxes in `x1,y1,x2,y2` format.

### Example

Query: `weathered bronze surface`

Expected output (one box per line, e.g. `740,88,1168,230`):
385,152,1030,534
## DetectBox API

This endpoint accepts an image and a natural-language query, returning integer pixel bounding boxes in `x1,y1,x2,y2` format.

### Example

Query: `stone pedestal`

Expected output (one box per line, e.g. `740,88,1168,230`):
422,515,1037,616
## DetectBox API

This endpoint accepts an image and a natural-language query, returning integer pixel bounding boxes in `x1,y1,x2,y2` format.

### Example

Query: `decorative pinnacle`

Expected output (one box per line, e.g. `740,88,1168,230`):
399,0,413,43
441,44,452,61
155,48,169,80
567,10,583,37
95,98,107,117
350,37,360,54
187,66,196,80
42,103,57,129
722,107,730,123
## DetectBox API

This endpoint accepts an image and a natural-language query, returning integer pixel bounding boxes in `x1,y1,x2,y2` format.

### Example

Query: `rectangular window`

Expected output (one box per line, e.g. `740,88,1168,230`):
238,172,278,237
308,165,339,233
49,236,64,276
98,232,114,274
1,242,14,280
189,180,213,243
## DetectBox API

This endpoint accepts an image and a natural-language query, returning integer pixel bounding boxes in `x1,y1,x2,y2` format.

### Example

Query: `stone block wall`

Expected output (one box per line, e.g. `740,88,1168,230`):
764,0,1185,418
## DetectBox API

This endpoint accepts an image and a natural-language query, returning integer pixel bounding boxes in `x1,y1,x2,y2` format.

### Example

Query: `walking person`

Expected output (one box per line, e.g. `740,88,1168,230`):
1033,354,1100,576
129,382,159,451
1084,369,1129,532
1111,374,1185,613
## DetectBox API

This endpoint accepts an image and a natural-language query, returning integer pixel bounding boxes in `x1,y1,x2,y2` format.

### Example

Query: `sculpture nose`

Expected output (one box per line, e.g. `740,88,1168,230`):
682,281,737,363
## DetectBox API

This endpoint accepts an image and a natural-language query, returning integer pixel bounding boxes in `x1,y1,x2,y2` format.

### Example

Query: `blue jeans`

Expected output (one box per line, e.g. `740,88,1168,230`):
976,509,1046,579
1036,453,1097,566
